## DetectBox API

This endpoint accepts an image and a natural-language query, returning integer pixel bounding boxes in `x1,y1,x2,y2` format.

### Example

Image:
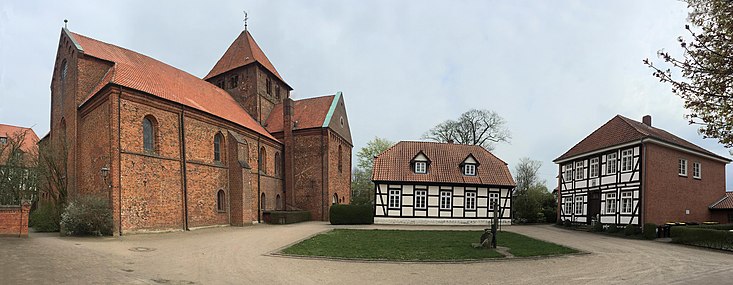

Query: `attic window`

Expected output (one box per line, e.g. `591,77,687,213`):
415,162,427,174
217,80,225,89
463,164,476,176
230,75,239,89
275,85,280,99
266,77,272,94
340,116,344,127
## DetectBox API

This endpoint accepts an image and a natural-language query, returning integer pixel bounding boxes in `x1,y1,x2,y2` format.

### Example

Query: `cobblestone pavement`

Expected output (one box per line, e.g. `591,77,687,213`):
1,223,731,284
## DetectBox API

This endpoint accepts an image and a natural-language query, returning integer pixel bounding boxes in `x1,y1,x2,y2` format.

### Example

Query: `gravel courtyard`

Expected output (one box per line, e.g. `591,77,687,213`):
1,223,731,284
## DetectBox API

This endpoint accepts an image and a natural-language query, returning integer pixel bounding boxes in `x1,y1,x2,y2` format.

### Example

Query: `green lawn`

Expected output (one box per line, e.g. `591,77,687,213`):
281,229,577,261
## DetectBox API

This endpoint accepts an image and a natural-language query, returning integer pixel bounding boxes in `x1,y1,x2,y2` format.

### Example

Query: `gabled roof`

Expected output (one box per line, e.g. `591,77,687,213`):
265,94,336,133
0,124,39,153
69,30,277,142
204,30,288,87
372,141,516,187
709,192,733,210
554,115,729,162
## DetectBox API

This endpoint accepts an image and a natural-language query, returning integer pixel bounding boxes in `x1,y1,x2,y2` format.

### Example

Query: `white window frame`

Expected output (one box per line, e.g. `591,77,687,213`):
605,193,616,214
575,161,584,180
439,191,452,210
564,164,573,181
621,149,633,172
589,157,599,178
693,162,701,179
415,161,427,174
414,190,427,209
463,164,476,176
607,153,617,174
563,197,572,214
621,192,632,214
465,192,477,210
488,192,499,210
678,159,687,176
388,189,401,209
574,196,583,215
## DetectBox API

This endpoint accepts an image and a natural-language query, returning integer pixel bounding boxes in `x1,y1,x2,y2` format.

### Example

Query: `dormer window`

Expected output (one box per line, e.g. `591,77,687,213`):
0,137,6,144
464,164,476,176
415,162,427,174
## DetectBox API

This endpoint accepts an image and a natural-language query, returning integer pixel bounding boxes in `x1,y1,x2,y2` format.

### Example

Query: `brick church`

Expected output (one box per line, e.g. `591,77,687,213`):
46,26,352,235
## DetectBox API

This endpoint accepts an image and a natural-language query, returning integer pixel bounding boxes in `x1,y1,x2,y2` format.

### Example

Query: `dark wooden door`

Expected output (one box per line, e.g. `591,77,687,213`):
588,191,601,224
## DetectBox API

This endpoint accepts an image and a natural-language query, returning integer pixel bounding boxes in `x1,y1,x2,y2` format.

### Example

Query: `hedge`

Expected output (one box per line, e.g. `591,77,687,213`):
643,223,657,240
329,204,373,225
624,224,641,236
263,211,311,224
670,226,733,251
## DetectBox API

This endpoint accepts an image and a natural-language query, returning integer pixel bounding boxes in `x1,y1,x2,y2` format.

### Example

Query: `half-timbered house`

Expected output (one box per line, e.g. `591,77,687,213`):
372,141,515,225
554,115,731,226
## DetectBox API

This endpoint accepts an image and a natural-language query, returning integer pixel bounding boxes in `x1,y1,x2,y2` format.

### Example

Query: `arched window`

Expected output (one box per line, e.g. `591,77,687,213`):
276,194,282,210
332,193,339,205
143,116,157,153
260,193,266,211
338,145,343,173
259,146,267,174
59,117,67,142
213,133,223,162
60,59,68,82
274,152,281,175
216,189,226,212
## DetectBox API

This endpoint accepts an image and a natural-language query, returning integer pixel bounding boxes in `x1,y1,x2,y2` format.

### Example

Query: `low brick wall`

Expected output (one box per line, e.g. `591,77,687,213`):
0,202,30,237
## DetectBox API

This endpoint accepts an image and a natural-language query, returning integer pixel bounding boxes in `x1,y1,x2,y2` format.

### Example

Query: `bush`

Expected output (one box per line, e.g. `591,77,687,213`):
624,224,642,236
592,222,604,232
263,210,311,224
671,226,733,251
60,195,113,236
607,224,620,233
329,204,373,225
543,208,557,224
29,202,61,232
698,224,733,231
643,223,657,240
562,219,572,227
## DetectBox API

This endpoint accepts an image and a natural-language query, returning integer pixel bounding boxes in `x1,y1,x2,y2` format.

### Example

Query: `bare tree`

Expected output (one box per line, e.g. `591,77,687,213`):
0,130,38,205
37,137,69,207
513,157,543,194
423,109,511,150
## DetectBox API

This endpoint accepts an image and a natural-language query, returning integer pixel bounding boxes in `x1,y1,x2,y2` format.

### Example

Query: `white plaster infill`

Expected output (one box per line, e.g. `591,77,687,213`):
374,217,511,226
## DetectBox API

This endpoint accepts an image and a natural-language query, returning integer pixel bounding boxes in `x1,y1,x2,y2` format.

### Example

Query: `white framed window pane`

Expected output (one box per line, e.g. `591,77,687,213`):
465,192,476,210
564,164,573,181
621,149,633,172
415,190,427,209
621,192,632,214
440,191,452,210
605,193,616,214
575,161,584,180
693,162,701,178
678,159,687,176
388,189,401,209
575,196,583,214
590,158,599,177
607,153,617,174
415,162,426,173
464,164,476,176
488,193,499,210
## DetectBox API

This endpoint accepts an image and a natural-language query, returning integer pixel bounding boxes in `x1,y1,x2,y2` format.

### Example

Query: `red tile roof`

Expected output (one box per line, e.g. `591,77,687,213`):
709,192,733,210
204,30,287,86
70,31,277,142
372,141,516,187
265,95,335,133
555,115,729,162
0,124,39,157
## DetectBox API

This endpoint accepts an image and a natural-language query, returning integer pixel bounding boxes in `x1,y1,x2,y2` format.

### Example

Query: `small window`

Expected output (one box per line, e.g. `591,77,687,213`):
589,157,599,178
605,193,616,214
61,59,68,81
464,164,476,176
693,162,701,179
489,193,499,210
607,153,617,174
620,192,633,214
217,190,226,212
217,80,225,89
564,164,573,181
213,133,223,162
414,190,427,209
465,192,477,210
575,161,584,180
678,159,687,176
340,116,344,127
260,193,266,211
621,149,633,172
439,191,452,210
275,85,280,99
266,77,272,94
0,137,6,144
388,189,401,209
142,116,157,153
230,75,239,89
274,152,281,175
574,196,583,215
276,194,282,210
414,161,427,174
259,147,267,174
338,145,343,173
332,193,339,205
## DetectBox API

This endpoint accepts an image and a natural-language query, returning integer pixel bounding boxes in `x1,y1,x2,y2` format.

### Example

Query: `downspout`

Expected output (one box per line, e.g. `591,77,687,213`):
641,139,647,226
257,137,261,223
180,109,189,230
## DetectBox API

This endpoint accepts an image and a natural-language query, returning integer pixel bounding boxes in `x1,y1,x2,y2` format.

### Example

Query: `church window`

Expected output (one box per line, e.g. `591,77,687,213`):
214,133,223,162
260,193,266,211
142,116,157,154
230,75,238,89
276,194,282,210
338,145,343,173
60,59,68,81
216,189,226,212
333,193,339,205
274,152,281,175
259,146,267,174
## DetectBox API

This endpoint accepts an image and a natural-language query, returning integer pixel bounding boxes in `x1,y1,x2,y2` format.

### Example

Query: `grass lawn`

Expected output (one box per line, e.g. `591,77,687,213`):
281,229,578,261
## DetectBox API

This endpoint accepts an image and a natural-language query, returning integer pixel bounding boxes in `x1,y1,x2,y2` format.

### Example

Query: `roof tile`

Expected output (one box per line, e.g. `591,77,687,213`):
265,95,335,133
204,30,286,85
710,192,733,210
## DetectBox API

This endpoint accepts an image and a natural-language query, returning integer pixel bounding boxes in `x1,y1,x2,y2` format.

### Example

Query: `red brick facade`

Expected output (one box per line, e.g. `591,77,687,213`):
48,28,352,235
0,203,30,237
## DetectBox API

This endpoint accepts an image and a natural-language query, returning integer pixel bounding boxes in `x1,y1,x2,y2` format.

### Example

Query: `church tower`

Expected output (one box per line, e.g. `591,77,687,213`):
204,30,292,124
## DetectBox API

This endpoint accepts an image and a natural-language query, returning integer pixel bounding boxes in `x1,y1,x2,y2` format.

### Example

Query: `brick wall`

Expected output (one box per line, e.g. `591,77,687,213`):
0,203,30,237
643,143,727,224
292,131,326,220
326,130,352,216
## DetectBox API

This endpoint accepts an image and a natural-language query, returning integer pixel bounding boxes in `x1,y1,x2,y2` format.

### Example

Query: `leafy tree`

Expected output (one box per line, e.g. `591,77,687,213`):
422,109,510,151
644,0,733,147
511,158,555,223
351,137,394,205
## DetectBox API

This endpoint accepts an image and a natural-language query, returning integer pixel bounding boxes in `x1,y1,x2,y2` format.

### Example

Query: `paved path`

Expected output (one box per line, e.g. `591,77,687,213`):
1,223,731,284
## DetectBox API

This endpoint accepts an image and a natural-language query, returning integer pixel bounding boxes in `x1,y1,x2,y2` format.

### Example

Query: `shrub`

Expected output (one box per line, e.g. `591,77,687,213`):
29,202,61,232
624,224,642,236
643,223,657,240
329,204,373,225
698,224,733,231
671,226,733,251
264,210,311,224
592,222,604,232
60,195,113,236
607,224,620,233
562,219,572,227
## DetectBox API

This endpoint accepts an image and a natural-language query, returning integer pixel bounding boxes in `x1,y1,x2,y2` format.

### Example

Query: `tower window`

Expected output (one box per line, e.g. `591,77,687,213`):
266,77,272,94
230,75,239,89
275,85,280,99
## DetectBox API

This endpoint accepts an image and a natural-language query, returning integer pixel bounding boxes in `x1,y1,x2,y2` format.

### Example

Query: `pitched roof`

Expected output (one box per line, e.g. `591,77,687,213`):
204,30,287,86
372,141,516,187
69,30,277,142
264,95,335,133
555,115,729,162
0,124,39,153
709,192,733,210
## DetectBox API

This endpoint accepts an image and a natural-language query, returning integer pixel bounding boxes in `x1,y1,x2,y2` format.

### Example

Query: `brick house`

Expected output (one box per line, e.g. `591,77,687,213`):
46,26,352,235
372,141,515,225
554,115,731,226
0,124,40,204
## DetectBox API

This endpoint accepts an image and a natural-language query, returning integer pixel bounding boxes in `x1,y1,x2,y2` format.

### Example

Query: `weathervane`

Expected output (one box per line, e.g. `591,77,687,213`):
243,11,248,31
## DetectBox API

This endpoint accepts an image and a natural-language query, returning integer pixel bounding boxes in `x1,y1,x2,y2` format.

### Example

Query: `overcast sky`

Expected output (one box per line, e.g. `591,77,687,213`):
1,0,731,189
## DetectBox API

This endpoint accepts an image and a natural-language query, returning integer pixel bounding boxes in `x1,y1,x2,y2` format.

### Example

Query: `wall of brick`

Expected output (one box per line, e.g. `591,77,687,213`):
185,163,229,227
291,130,326,220
77,95,112,197
326,130,352,216
643,143,727,224
0,203,30,237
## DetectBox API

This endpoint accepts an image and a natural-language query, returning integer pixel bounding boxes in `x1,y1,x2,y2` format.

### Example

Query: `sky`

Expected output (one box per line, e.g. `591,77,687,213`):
1,0,731,190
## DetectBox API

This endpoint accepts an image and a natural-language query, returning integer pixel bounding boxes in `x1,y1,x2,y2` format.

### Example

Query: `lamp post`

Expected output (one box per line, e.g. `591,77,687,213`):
100,166,111,202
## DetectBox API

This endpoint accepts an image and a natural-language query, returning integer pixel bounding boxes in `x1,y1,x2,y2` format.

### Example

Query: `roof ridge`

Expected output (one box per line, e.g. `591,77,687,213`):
709,194,730,208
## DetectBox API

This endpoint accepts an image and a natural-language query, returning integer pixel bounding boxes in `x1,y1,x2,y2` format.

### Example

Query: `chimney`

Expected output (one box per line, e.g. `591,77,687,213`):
642,115,652,127
283,98,295,210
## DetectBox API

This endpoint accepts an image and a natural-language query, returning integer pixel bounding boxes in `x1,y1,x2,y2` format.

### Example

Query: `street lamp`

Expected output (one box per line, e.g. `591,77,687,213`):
100,166,111,202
